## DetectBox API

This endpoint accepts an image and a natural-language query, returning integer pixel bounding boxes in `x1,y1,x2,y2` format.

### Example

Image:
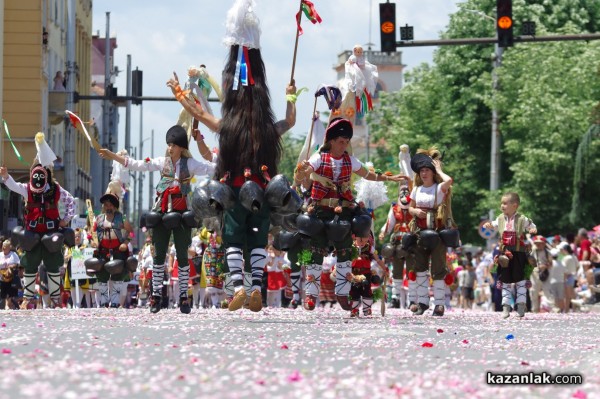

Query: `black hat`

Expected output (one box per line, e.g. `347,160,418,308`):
100,193,120,209
166,125,188,150
325,118,353,142
410,153,435,173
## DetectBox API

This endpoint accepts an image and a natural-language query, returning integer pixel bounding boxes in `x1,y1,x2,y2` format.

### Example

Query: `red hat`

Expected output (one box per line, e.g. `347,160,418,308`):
533,235,546,243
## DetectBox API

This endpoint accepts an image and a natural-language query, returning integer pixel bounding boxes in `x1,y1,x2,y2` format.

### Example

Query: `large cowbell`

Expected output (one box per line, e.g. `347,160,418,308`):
239,180,264,213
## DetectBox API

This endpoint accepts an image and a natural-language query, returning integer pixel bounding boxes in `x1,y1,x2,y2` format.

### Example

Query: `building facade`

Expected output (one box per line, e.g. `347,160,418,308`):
1,0,92,233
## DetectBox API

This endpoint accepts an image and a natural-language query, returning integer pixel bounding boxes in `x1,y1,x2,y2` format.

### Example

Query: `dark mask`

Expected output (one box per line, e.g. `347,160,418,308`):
30,166,48,191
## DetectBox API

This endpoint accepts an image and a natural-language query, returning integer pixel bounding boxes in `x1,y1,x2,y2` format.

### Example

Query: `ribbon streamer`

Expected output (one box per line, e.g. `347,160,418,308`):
65,110,101,151
296,0,322,35
1,119,30,166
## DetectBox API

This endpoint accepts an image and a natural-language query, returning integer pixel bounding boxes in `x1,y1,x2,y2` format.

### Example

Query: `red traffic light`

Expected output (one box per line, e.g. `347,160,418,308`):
497,16,513,30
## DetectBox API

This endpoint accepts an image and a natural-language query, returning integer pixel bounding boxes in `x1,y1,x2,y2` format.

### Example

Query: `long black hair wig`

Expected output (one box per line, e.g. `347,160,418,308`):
215,45,282,180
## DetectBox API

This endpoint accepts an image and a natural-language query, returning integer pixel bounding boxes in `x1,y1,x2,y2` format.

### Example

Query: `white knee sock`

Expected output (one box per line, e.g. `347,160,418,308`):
178,260,190,299
515,280,527,304
392,278,402,299
334,261,352,296
433,279,445,306
47,272,61,302
416,271,429,306
408,280,417,304
501,282,513,306
22,273,37,301
362,297,373,315
250,248,267,292
305,264,322,297
226,247,244,292
290,271,301,301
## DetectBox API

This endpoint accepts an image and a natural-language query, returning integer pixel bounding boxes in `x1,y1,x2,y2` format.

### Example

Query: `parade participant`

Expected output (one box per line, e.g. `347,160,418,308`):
529,235,552,313
168,0,297,312
379,144,415,309
407,148,454,316
189,232,206,309
98,125,214,314
319,252,337,308
483,192,537,318
63,229,91,308
296,118,406,310
348,234,382,317
266,245,288,308
90,189,134,308
202,228,226,309
0,240,20,310
0,133,75,309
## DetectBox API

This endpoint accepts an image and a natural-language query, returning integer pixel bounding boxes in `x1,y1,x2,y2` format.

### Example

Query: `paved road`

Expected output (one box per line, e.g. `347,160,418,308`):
0,307,598,399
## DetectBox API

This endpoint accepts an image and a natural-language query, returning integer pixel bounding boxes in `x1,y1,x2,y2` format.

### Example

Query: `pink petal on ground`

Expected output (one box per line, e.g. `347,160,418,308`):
2,348,11,354
280,344,289,349
437,329,444,333
520,361,530,366
286,370,303,382
1,323,6,327
462,340,469,344
421,342,434,348
572,390,587,399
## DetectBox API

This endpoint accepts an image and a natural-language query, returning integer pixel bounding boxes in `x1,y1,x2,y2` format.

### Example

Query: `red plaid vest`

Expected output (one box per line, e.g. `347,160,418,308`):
310,152,354,201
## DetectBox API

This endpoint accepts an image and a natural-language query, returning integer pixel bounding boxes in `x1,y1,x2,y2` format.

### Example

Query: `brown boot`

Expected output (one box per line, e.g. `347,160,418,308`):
228,289,247,311
248,290,263,312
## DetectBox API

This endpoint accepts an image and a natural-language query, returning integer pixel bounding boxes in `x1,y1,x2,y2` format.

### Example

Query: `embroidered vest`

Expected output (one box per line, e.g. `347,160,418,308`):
154,157,192,212
497,213,526,251
96,212,125,246
25,184,61,233
392,204,412,233
310,152,354,201
156,157,192,196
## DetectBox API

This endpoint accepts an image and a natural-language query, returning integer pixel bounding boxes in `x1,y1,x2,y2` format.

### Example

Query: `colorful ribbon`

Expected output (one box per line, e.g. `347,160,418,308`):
2,119,29,166
296,0,322,35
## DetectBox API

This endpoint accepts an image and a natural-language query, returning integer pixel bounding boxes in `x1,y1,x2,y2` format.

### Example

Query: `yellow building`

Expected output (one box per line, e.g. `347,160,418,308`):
1,0,93,231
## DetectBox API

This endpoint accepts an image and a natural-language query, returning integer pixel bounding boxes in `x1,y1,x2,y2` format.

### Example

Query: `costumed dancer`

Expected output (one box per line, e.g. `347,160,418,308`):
189,231,206,309
63,229,91,308
99,125,214,313
202,228,227,309
407,148,456,316
91,187,135,308
339,44,378,125
348,234,383,317
483,192,537,318
0,133,75,309
168,0,297,313
266,245,288,308
379,144,415,309
295,118,405,310
319,252,337,308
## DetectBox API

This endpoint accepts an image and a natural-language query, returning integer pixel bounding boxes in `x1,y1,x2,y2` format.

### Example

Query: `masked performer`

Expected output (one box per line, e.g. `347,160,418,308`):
0,133,75,309
168,0,297,312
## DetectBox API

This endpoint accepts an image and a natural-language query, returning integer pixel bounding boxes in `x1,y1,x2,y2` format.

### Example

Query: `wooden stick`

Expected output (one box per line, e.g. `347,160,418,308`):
304,96,318,160
290,0,303,86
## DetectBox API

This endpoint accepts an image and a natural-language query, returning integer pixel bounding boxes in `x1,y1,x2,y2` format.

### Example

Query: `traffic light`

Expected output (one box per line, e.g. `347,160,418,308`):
379,2,396,52
496,0,513,47
132,69,143,105
400,24,414,41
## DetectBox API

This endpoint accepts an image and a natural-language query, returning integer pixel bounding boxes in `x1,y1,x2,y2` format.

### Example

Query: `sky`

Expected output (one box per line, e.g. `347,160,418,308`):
91,0,462,206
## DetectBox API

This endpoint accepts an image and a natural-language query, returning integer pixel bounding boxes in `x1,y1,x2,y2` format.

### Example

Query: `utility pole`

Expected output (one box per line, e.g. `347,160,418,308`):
137,103,144,248
102,12,111,190
64,0,76,194
124,54,132,216
490,43,503,192
148,129,154,210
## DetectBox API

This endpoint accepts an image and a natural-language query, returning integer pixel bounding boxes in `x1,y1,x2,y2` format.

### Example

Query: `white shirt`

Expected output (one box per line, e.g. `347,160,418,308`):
550,259,565,283
411,184,445,209
0,251,20,270
126,156,214,187
562,254,578,275
308,153,362,182
490,214,536,232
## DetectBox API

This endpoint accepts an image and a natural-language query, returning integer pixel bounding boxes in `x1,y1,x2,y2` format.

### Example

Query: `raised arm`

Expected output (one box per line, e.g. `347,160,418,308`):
167,72,220,132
